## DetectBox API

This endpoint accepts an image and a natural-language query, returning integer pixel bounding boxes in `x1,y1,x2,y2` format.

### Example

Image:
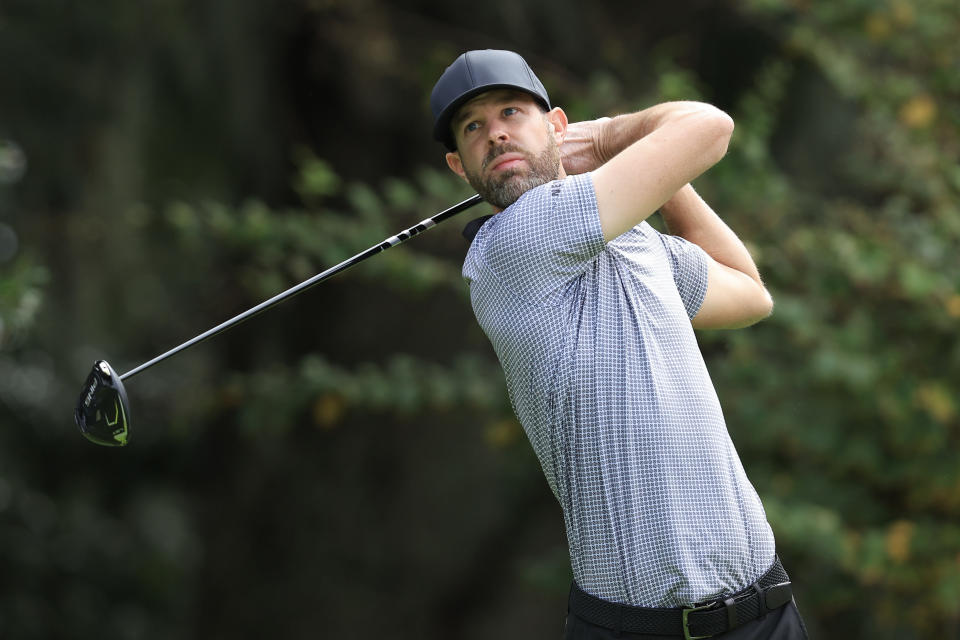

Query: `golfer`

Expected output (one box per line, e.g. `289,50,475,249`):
430,50,808,639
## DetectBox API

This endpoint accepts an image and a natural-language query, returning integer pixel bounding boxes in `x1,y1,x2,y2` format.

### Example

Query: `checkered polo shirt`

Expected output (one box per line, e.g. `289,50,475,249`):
462,173,776,608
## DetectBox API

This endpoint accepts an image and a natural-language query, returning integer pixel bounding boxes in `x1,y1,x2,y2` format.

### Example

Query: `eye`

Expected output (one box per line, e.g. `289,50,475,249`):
464,121,480,134
503,107,518,117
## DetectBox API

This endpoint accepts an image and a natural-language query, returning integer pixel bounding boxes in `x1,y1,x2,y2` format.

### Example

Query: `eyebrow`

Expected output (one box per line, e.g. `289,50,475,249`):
452,108,476,130
453,92,528,130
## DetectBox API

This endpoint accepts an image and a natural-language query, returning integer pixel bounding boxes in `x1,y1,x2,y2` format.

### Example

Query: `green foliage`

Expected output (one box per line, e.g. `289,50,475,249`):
699,1,960,635
0,256,47,349
228,352,509,437
157,165,470,300
2,0,958,637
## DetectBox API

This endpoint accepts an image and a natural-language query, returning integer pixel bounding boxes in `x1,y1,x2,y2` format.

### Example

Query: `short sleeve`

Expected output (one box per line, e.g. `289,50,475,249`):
658,231,710,318
475,173,605,304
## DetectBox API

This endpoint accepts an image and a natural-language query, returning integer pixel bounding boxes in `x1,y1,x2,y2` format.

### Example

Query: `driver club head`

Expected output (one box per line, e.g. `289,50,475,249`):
74,360,130,446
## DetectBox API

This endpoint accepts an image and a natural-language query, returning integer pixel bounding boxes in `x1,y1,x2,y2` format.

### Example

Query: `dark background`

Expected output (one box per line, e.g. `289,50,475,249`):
1,0,958,638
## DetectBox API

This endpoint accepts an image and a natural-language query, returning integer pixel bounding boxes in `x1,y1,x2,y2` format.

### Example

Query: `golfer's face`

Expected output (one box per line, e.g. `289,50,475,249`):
451,90,550,180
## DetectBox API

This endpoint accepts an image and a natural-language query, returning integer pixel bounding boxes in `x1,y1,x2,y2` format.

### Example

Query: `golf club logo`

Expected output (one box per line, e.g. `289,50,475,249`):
83,377,99,408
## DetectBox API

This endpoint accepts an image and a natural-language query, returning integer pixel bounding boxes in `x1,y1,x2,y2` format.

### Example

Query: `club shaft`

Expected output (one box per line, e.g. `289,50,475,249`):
120,193,484,381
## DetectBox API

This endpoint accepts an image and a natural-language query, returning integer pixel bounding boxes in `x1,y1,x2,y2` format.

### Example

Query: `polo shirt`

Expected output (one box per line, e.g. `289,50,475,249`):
462,172,776,607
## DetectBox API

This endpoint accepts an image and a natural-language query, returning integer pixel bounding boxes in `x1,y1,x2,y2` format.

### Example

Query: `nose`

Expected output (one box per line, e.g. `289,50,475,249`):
487,122,509,145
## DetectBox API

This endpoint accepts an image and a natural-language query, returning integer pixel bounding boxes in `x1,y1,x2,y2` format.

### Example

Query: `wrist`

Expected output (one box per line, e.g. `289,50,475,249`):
591,117,612,164
597,109,659,162
561,117,612,174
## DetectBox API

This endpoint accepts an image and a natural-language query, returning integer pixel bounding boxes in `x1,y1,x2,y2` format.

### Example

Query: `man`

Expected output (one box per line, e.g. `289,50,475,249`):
430,49,807,639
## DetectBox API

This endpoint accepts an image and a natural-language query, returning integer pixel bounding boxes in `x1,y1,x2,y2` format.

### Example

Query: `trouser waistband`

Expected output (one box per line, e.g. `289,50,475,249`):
568,557,793,639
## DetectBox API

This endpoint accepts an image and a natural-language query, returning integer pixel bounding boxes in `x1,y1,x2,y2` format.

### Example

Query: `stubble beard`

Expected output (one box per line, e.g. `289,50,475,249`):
462,135,561,210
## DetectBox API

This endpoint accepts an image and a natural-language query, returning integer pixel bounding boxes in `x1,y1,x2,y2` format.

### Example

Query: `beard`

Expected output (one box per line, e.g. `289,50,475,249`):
461,135,561,210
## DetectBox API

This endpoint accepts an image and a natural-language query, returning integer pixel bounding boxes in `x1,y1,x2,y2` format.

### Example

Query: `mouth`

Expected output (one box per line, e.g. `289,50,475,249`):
487,152,526,173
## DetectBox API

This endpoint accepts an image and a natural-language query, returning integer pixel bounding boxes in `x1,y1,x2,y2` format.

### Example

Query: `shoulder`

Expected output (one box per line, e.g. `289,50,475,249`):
506,173,596,215
462,173,606,303
486,174,598,239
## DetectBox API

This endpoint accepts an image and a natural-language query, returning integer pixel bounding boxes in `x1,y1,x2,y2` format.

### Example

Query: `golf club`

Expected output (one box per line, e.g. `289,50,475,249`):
74,193,484,446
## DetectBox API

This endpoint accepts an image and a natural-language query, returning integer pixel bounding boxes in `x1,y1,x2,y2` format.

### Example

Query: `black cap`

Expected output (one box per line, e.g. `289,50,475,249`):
430,49,551,151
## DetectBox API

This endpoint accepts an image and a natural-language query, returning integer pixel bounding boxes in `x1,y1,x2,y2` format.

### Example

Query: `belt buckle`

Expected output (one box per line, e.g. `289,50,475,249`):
681,602,715,640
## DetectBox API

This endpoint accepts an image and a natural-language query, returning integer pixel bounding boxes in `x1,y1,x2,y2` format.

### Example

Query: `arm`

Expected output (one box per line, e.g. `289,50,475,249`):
559,117,610,175
561,109,678,174
580,102,734,242
662,186,773,329
561,108,772,329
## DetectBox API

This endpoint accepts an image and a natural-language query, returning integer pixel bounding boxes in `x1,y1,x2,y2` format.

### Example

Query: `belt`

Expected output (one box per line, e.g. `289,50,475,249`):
568,557,793,640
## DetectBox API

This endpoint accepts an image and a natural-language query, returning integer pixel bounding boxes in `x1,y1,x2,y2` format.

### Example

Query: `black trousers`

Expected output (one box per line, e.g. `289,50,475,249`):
564,598,809,640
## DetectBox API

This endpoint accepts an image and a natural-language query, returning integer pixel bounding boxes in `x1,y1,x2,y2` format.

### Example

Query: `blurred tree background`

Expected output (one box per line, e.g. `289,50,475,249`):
1,0,958,638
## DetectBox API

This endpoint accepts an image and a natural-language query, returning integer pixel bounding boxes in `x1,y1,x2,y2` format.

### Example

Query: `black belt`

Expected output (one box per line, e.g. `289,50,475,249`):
568,557,793,639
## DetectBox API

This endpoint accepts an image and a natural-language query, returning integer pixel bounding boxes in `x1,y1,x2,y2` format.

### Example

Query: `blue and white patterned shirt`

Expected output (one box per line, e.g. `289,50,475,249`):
462,173,776,607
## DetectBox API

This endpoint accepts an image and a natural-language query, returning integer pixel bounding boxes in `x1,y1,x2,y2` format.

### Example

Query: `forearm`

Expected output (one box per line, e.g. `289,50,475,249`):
596,103,699,160
661,185,764,287
562,102,725,174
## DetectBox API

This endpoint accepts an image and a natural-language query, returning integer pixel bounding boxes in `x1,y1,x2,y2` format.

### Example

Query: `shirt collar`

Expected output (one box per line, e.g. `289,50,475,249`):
461,215,494,243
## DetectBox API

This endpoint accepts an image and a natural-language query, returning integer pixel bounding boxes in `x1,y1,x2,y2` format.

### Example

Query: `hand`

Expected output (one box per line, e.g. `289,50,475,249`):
562,107,677,175
560,118,610,175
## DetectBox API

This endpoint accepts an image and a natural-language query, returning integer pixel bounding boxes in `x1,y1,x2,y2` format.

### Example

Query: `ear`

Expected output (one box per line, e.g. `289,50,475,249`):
445,151,468,181
545,107,569,145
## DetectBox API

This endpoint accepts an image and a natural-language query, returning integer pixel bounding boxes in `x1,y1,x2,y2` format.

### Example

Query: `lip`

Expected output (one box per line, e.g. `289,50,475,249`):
488,153,526,172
